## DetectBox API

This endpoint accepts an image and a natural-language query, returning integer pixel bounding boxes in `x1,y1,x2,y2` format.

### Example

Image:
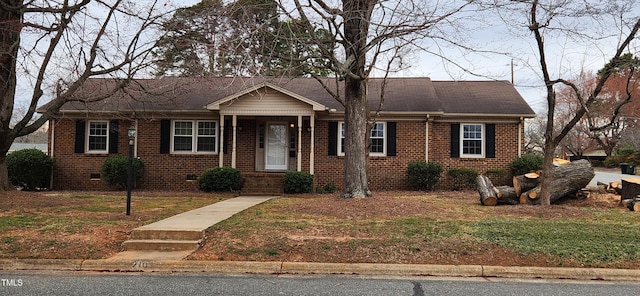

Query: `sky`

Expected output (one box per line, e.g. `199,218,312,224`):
165,0,639,114
16,0,640,117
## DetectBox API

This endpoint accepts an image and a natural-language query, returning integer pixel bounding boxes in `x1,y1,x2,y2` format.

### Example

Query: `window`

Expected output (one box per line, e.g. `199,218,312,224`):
172,120,217,153
87,121,108,153
461,123,483,157
338,121,386,156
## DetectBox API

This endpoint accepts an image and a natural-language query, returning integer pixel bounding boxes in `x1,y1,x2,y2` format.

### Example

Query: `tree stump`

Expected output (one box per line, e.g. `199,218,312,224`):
621,178,640,203
520,159,595,205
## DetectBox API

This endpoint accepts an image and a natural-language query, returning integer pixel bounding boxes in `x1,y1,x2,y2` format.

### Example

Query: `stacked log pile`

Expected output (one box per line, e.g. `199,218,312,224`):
477,159,595,206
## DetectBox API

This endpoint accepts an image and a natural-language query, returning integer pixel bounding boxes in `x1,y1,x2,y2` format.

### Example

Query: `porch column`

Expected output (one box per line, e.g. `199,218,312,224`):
297,115,302,172
309,116,315,175
231,115,237,168
219,114,224,167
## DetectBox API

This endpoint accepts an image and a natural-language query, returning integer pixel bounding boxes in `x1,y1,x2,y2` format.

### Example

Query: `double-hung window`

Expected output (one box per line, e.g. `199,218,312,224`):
461,123,483,157
172,120,217,153
87,120,109,153
338,121,386,156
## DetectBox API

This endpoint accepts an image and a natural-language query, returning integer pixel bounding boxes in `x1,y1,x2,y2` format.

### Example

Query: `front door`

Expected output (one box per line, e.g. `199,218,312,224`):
265,123,288,170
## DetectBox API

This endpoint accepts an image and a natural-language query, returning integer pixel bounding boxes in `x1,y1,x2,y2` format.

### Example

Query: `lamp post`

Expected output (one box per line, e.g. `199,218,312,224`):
126,126,136,216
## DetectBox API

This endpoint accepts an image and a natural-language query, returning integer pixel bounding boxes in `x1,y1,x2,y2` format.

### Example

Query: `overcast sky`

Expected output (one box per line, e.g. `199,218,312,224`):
18,1,639,116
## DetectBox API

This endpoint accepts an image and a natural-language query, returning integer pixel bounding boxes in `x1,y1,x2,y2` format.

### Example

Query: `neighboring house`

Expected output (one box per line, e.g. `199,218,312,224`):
38,77,535,193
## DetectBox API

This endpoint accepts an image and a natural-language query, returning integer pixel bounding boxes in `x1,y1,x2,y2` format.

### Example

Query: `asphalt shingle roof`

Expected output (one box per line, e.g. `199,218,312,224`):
45,77,535,116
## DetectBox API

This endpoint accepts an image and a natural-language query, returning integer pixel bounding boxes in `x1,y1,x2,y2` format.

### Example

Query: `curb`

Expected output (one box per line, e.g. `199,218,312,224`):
2,259,640,280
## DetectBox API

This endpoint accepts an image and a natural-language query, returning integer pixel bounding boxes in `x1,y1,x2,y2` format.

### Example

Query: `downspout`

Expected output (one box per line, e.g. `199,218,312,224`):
231,115,237,168
518,117,523,157
49,120,55,189
425,115,429,162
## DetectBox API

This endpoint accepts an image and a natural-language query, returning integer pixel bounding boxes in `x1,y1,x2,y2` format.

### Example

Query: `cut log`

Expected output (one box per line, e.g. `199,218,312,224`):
476,175,498,206
633,203,640,212
513,174,540,197
621,178,640,202
520,159,595,204
495,186,519,205
524,172,540,179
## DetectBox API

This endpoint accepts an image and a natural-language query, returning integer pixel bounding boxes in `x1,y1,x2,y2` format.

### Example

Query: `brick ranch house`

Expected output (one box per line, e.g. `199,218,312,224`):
39,77,535,193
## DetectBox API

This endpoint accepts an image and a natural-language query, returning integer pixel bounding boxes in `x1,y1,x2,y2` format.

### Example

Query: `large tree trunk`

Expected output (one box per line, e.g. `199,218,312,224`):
520,159,594,205
0,1,21,191
341,0,374,198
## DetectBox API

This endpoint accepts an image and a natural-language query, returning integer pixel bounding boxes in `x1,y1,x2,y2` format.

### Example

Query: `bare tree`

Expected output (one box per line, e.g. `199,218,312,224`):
492,0,640,205
0,1,167,190
273,0,474,198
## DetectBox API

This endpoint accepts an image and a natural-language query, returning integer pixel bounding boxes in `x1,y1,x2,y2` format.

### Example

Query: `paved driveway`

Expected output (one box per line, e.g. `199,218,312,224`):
590,170,638,187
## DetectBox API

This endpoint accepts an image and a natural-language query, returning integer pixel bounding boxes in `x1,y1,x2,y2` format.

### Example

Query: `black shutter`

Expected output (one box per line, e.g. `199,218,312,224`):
223,120,230,154
328,121,338,156
108,120,119,154
160,119,170,154
386,122,396,156
485,124,496,158
74,120,85,153
450,123,460,158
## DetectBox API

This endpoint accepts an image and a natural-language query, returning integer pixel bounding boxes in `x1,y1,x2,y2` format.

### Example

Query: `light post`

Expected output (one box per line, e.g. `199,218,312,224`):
126,125,136,216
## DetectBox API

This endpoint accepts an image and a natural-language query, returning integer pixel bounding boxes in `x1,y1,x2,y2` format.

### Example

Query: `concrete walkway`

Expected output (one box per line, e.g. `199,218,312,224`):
590,170,638,187
108,196,276,261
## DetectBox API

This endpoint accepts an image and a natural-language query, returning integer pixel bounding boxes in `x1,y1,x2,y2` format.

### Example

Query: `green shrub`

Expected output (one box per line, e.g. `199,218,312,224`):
509,154,543,176
6,148,53,190
316,183,338,194
485,168,509,186
603,155,622,168
407,161,443,191
448,168,478,191
284,171,314,194
198,167,242,192
101,155,144,189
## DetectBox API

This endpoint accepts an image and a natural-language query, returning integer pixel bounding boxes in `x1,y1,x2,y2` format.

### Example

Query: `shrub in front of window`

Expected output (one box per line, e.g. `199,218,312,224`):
407,161,443,191
198,167,242,192
509,154,543,176
485,168,509,186
6,148,53,190
284,171,314,194
101,155,144,189
447,168,478,191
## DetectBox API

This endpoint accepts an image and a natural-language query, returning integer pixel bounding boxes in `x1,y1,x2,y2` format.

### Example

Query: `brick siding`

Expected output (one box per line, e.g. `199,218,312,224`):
50,117,522,191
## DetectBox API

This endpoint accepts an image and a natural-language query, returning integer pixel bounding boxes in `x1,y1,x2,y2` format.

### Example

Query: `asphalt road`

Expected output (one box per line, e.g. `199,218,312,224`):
2,271,640,296
590,170,637,186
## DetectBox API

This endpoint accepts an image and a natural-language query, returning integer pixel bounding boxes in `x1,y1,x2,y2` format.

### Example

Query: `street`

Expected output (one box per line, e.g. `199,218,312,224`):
2,271,639,296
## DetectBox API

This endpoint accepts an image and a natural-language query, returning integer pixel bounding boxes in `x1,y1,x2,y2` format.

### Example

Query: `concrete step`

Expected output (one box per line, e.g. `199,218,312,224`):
128,229,204,241
122,239,201,251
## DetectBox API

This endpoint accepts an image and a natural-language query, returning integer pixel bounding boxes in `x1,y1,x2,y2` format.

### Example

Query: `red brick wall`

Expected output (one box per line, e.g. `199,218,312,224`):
51,117,521,191
429,122,520,189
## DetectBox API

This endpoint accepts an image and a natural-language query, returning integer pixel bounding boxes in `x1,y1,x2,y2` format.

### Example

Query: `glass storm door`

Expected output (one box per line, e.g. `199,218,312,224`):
265,124,288,170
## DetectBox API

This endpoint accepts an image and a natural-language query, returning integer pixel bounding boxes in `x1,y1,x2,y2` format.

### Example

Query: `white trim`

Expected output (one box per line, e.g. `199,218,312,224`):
460,123,485,158
170,120,218,154
338,121,387,157
86,120,109,154
265,122,289,171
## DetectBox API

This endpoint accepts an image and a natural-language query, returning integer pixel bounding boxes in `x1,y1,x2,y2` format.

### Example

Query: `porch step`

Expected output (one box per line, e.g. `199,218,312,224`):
128,229,204,241
243,174,285,195
122,239,201,251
